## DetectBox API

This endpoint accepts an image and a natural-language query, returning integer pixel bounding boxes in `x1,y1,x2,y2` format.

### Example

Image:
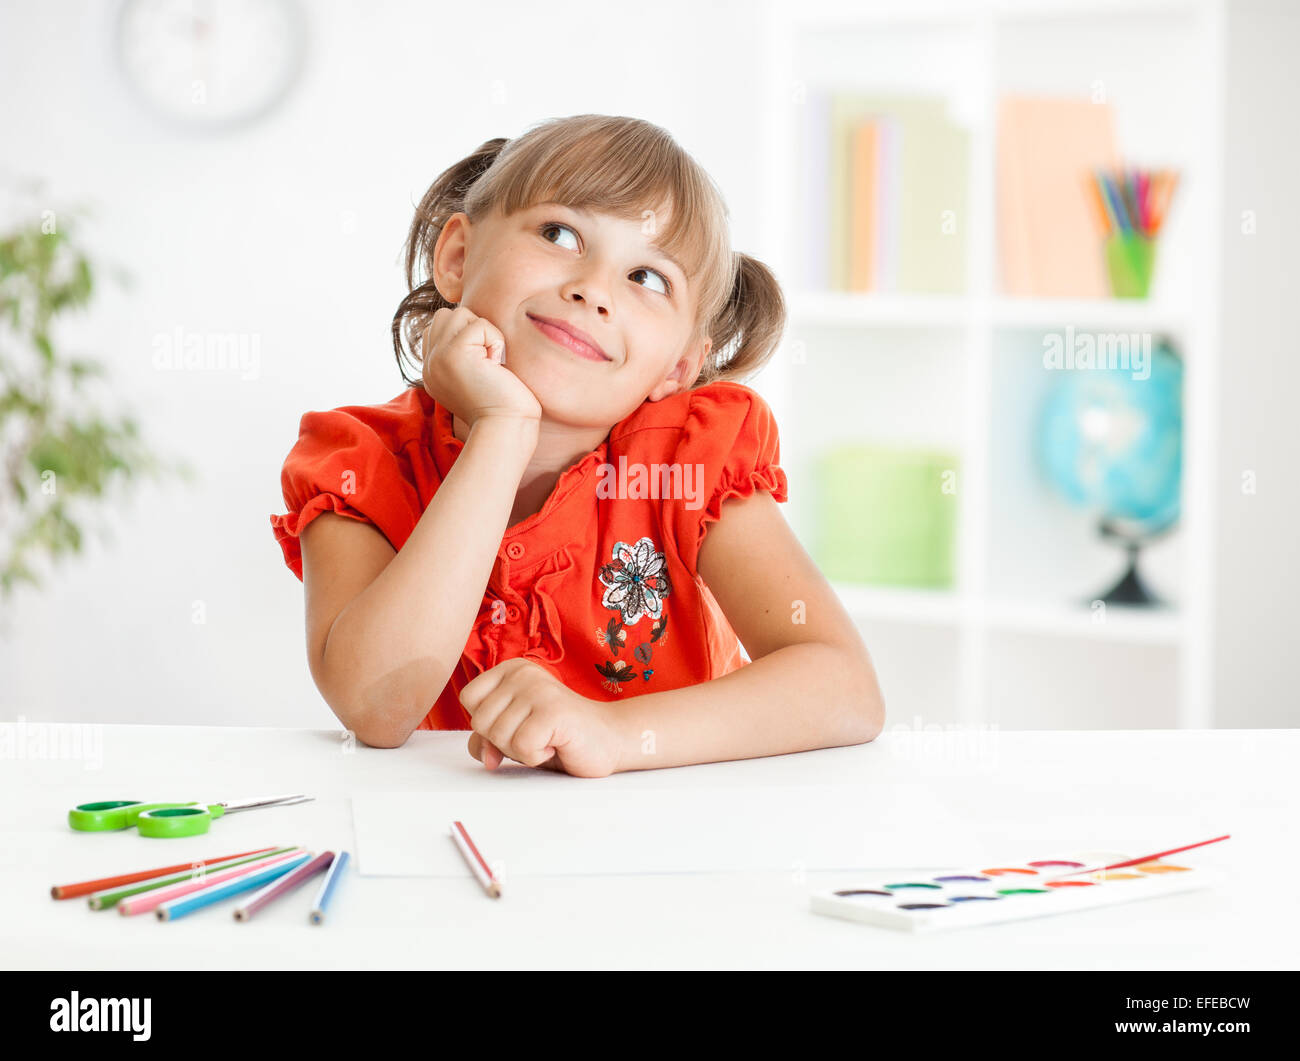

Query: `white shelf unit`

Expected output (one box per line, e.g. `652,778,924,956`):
756,0,1223,729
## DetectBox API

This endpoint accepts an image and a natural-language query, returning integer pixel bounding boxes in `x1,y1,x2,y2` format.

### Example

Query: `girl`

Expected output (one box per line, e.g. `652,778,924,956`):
270,114,884,777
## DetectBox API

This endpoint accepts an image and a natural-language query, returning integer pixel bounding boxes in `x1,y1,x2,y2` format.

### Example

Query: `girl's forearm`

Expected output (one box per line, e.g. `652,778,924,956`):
607,641,884,772
324,415,539,746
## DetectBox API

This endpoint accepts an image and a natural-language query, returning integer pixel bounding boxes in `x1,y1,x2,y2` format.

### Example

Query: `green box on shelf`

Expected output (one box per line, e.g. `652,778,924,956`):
813,444,959,588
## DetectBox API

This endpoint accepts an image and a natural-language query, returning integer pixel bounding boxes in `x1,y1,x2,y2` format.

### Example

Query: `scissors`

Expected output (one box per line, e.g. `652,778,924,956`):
68,794,313,839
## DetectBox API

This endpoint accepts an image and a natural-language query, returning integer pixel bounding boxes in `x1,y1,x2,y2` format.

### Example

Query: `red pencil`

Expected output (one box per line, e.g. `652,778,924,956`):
50,847,279,900
450,820,501,898
1048,834,1231,880
1149,170,1180,236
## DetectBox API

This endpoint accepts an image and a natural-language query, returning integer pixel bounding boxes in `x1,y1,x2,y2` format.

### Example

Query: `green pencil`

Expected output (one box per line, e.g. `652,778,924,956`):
87,847,300,909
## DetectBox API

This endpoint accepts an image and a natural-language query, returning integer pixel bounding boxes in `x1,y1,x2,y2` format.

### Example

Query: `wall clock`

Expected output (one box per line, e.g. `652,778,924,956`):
116,0,307,130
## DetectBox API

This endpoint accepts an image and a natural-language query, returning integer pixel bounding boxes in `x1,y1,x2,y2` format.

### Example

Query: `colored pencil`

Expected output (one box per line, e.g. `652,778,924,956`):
52,847,278,900
233,851,334,922
309,850,350,924
1047,834,1231,880
1084,173,1112,235
118,849,308,917
1100,173,1129,233
451,821,501,899
1150,170,1180,235
1145,170,1163,233
157,852,313,921
86,846,302,910
1121,168,1138,231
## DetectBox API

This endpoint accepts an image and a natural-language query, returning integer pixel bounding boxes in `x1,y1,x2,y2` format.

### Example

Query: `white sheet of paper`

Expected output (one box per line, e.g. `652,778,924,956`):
351,783,979,878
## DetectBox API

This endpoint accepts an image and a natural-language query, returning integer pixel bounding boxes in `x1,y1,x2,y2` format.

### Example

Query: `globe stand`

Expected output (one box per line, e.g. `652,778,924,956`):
1088,517,1177,608
1096,539,1159,605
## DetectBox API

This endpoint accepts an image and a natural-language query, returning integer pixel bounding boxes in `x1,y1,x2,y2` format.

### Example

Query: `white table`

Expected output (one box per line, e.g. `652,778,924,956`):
1,724,1293,970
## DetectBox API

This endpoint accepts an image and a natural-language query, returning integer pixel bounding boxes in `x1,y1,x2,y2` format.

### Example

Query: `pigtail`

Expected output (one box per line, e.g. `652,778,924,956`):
390,137,509,387
696,252,787,387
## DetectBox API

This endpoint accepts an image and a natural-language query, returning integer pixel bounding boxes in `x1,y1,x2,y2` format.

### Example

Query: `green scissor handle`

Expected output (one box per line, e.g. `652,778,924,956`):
68,800,224,834
135,804,226,838
68,794,309,838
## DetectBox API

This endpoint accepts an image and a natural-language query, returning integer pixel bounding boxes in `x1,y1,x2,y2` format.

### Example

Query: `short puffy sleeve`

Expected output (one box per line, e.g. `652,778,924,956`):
669,382,789,573
269,408,422,581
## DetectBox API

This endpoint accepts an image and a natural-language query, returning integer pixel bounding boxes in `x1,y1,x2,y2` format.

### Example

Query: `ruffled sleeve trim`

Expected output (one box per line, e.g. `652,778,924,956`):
692,462,790,567
668,381,789,573
270,493,376,582
269,401,425,583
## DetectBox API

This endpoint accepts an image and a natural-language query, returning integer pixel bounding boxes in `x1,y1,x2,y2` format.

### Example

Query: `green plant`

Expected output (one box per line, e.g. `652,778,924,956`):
0,193,192,598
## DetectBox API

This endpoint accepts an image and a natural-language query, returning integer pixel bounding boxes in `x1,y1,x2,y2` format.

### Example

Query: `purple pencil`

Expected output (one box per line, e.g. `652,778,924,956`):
232,851,335,922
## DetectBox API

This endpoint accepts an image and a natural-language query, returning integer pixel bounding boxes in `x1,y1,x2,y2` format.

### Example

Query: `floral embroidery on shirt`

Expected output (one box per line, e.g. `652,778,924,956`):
594,658,638,692
595,616,627,655
594,536,672,693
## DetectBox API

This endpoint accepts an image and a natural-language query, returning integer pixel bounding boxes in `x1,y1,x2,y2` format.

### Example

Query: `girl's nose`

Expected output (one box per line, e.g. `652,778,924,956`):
561,276,611,314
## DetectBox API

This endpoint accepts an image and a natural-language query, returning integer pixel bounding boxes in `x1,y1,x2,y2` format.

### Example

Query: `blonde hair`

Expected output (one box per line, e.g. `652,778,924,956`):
391,114,785,391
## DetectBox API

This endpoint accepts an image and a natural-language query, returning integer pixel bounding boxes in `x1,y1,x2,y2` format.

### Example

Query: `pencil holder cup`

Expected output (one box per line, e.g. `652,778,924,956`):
1104,232,1157,298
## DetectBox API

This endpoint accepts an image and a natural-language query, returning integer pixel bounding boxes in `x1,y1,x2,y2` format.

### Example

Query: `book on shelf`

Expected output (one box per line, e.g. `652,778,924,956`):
800,91,969,295
800,87,832,291
849,118,879,291
996,94,1120,297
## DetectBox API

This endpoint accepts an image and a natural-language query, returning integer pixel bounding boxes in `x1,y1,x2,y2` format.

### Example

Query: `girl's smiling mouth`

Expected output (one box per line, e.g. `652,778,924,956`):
527,313,612,362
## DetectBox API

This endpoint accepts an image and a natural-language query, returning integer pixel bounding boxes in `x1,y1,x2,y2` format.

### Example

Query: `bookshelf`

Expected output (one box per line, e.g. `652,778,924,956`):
756,0,1223,729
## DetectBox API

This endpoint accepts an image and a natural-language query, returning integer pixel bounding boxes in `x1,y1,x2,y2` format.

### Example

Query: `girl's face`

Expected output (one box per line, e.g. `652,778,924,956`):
433,200,711,430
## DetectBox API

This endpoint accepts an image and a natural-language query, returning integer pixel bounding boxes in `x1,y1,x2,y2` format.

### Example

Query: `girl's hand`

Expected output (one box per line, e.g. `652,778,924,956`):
460,658,622,779
420,306,542,430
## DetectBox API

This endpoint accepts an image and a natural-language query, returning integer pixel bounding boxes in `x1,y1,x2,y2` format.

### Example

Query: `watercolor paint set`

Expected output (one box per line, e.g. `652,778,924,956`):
810,838,1227,933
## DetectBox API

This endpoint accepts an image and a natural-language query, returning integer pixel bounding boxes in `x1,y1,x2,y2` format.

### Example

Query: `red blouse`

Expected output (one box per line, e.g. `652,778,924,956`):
270,380,789,730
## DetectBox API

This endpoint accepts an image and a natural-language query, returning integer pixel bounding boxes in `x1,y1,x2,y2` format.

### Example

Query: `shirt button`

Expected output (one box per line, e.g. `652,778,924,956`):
506,605,521,622
506,542,525,560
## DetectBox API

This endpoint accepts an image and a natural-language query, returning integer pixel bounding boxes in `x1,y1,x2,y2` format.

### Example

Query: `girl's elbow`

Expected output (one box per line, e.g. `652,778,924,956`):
852,688,886,744
860,712,885,744
356,724,410,749
332,697,415,749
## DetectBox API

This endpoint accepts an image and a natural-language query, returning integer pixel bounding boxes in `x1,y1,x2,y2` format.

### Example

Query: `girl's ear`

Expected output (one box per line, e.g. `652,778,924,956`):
434,212,471,303
647,337,711,402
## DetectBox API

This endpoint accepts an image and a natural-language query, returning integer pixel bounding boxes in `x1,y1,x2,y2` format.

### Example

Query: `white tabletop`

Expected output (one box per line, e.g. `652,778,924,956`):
1,724,1293,970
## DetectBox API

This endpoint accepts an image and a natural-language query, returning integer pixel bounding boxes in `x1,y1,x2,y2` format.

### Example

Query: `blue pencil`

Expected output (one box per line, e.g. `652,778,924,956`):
1101,173,1130,234
233,851,335,922
1090,170,1119,233
156,852,312,921
310,850,350,925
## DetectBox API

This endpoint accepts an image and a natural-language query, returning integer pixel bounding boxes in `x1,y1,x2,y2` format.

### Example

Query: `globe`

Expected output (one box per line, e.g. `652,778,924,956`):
1038,337,1183,534
1036,336,1183,604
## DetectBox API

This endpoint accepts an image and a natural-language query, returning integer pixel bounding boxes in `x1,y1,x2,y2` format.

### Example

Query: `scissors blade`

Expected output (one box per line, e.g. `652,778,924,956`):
217,794,314,814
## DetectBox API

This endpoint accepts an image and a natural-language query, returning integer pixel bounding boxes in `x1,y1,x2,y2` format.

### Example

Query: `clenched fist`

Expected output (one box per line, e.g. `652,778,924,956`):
420,306,542,431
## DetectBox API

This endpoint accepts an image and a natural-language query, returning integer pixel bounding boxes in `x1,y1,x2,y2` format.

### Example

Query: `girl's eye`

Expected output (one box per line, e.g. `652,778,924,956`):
540,222,673,297
540,222,579,251
629,267,671,297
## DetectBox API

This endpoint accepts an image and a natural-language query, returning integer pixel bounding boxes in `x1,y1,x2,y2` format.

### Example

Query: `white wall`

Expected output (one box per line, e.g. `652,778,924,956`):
1213,0,1300,728
0,0,767,727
